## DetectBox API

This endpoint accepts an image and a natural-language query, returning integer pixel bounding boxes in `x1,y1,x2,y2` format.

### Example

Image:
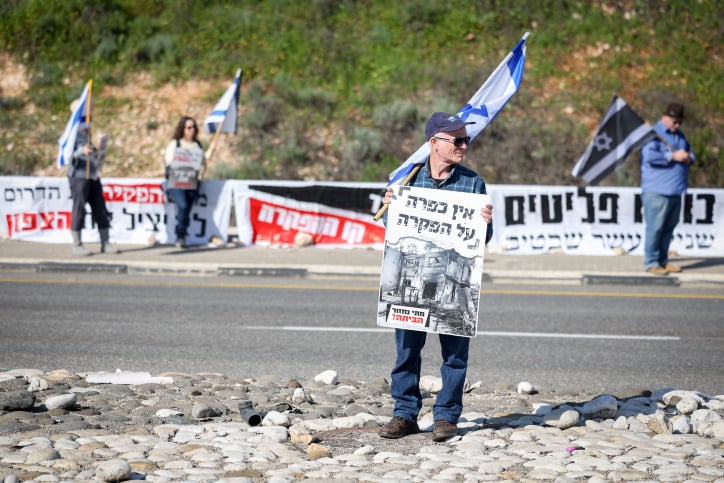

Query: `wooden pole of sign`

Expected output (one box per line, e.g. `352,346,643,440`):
372,164,422,221
199,126,223,181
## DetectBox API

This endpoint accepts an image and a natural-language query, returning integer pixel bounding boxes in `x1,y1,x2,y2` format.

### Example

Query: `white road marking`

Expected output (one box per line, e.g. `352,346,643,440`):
244,326,679,341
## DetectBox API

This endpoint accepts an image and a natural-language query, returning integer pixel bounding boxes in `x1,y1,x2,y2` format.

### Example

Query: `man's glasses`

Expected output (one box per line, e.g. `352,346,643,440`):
434,136,470,147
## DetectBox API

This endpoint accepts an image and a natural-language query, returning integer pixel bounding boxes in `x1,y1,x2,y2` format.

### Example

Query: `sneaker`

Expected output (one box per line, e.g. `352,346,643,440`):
432,420,458,442
646,266,668,275
175,236,186,248
379,416,419,439
664,263,682,273
72,244,92,257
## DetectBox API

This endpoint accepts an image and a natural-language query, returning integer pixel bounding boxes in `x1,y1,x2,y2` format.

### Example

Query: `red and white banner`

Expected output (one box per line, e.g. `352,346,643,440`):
233,184,385,248
0,176,232,246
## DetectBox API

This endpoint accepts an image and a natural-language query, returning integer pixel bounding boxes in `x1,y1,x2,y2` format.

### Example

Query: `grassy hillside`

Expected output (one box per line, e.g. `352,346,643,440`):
0,0,721,187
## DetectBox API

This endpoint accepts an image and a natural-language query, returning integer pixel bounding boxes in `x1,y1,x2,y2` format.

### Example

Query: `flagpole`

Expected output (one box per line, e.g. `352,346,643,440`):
197,126,223,181
372,164,421,221
85,79,93,180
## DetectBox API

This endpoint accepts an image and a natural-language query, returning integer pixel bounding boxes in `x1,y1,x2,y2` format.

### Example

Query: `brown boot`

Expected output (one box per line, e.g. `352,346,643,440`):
432,420,458,442
646,266,668,275
379,416,419,439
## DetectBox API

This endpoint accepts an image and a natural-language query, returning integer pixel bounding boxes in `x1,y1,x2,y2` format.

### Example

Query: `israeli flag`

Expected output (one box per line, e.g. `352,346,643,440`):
205,68,242,135
388,32,529,186
56,80,91,169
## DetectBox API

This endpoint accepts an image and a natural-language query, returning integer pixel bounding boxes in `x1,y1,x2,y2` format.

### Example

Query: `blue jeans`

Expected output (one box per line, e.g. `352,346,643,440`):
390,328,470,424
167,188,198,239
642,192,681,270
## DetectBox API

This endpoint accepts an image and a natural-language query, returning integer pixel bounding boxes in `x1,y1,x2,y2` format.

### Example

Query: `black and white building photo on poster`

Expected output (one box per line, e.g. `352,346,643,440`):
377,186,489,337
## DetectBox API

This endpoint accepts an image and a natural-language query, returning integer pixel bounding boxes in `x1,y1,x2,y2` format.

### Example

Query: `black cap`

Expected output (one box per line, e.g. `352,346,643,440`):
425,112,475,140
664,103,685,120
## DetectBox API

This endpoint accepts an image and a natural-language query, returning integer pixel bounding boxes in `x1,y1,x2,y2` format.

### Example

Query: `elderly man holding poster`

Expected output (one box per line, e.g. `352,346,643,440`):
378,112,494,442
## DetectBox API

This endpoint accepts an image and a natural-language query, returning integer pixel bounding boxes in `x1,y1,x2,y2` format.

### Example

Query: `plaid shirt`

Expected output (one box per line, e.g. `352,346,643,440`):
387,158,494,243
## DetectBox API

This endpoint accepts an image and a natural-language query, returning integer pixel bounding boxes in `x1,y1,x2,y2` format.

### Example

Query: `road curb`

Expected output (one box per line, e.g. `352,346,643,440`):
1,260,722,288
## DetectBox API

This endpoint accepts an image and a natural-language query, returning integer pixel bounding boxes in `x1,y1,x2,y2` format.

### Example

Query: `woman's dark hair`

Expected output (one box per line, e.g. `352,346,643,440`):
172,115,199,141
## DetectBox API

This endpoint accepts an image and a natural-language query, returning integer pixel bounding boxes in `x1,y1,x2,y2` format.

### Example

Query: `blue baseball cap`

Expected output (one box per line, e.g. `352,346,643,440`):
425,112,475,140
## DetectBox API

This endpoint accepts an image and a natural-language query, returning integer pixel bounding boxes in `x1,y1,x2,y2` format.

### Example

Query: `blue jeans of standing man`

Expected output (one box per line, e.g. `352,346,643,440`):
390,328,470,424
642,192,682,270
167,188,199,240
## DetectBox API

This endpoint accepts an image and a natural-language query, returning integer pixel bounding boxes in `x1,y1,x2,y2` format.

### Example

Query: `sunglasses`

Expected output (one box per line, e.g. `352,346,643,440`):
434,136,471,147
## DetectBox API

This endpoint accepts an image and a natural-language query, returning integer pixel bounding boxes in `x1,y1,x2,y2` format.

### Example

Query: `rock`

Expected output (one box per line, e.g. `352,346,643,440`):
582,394,618,419
314,370,338,385
543,407,580,429
191,403,220,419
646,412,671,434
0,391,35,411
25,447,60,464
307,443,331,460
671,415,692,434
294,232,315,247
262,410,291,427
517,381,536,395
675,397,699,415
661,389,705,407
27,377,49,392
95,459,132,482
420,375,443,393
44,393,77,410
291,387,308,403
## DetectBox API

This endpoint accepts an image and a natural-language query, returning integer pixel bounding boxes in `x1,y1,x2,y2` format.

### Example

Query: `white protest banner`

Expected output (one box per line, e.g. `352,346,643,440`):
377,186,489,338
486,185,724,256
0,176,233,246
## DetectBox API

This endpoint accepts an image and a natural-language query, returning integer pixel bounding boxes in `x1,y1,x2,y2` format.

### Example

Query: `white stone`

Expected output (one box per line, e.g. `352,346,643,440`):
353,445,376,455
702,420,724,438
420,375,443,393
44,393,77,410
291,387,308,403
671,415,692,434
94,459,132,482
314,370,338,385
690,408,721,434
517,381,535,394
27,377,49,392
262,411,291,427
661,389,705,407
156,409,183,418
543,408,580,429
676,397,699,415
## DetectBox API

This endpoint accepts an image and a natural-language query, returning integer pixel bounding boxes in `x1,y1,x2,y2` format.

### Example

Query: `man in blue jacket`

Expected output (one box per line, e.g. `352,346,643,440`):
640,102,695,275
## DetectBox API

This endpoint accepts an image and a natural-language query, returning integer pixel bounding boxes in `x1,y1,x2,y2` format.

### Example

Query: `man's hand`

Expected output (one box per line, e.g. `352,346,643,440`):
672,149,691,164
383,187,395,205
481,203,493,224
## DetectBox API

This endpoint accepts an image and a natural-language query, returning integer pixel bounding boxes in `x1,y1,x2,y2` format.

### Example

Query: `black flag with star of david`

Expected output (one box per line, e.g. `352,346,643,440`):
571,95,655,185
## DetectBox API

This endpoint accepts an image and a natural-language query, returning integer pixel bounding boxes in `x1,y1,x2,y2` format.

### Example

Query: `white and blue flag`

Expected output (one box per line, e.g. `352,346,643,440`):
387,32,529,186
205,68,242,135
56,80,92,169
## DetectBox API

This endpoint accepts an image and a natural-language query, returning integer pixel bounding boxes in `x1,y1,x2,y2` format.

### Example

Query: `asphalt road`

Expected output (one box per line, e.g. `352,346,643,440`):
1,272,722,396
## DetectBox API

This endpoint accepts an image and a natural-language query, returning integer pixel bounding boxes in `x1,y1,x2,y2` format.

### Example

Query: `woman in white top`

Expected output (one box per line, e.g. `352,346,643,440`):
164,116,205,247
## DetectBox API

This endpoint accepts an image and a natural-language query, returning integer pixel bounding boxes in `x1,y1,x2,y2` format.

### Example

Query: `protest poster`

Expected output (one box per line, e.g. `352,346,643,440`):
377,186,489,337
